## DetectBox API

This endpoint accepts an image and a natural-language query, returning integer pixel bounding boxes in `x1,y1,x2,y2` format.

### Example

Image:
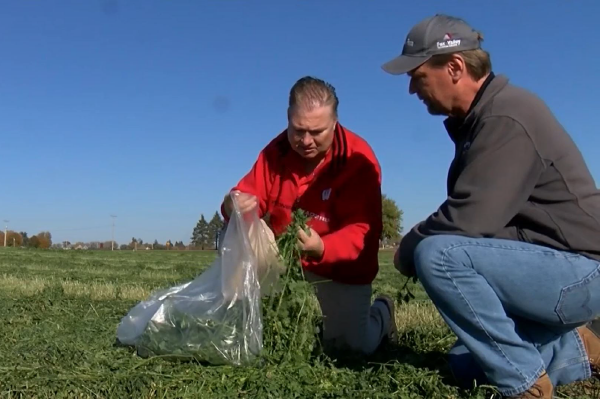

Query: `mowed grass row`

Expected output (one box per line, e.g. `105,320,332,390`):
0,248,596,398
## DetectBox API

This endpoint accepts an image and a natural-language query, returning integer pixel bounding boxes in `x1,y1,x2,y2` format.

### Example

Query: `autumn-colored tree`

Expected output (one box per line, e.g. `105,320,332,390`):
5,231,23,247
29,235,41,248
36,231,52,249
0,231,24,247
37,237,50,249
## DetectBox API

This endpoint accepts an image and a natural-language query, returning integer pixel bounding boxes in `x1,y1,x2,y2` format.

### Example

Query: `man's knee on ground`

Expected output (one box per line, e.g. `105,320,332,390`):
448,340,488,389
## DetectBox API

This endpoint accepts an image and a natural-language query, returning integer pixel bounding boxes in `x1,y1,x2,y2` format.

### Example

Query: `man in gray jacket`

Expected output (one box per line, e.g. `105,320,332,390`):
382,14,600,398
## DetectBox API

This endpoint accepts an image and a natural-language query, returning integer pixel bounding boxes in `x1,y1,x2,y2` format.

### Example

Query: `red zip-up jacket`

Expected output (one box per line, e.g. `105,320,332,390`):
222,123,382,285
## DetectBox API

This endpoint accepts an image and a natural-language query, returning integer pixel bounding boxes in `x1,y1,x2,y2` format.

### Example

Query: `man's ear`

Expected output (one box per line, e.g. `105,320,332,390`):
448,54,467,83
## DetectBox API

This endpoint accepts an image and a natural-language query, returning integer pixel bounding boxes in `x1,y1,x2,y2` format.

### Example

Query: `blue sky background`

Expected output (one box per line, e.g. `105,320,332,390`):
1,0,599,245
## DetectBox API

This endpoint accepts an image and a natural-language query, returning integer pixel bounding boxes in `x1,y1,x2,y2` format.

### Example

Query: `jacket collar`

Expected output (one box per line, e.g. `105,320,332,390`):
443,73,509,143
329,122,348,173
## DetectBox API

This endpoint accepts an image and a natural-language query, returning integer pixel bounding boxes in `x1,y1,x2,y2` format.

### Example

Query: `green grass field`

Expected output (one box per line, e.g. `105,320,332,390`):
0,248,597,398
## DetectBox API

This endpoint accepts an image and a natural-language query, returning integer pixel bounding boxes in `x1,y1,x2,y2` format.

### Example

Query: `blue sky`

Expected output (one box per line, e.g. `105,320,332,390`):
1,0,599,245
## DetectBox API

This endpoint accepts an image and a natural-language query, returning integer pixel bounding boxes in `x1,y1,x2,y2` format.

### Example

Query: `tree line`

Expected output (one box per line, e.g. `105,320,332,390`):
122,238,187,251
56,239,187,251
0,231,52,248
0,195,402,251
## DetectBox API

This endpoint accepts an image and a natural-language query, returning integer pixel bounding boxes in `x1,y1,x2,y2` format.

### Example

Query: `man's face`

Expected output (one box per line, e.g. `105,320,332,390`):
287,105,336,160
408,61,456,116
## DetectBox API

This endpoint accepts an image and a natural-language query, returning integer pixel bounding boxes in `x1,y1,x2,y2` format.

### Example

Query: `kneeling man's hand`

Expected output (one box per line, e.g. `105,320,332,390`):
297,227,324,259
394,247,416,277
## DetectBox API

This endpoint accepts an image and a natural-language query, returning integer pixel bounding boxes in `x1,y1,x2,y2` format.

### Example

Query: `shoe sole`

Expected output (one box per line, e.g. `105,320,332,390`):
376,296,398,344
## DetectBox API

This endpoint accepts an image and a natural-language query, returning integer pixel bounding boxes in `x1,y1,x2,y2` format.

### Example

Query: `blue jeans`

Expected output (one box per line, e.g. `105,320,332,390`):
413,235,600,397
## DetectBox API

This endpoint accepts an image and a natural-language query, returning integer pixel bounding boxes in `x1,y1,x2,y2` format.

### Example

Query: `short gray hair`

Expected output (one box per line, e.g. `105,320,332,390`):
427,32,492,80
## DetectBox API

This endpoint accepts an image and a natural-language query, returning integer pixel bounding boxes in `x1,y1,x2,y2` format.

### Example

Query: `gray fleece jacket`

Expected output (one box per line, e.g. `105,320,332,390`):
399,73,600,270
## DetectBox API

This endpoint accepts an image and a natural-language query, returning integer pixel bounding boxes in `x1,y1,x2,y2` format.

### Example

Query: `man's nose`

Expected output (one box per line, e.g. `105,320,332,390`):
408,78,417,95
301,133,313,146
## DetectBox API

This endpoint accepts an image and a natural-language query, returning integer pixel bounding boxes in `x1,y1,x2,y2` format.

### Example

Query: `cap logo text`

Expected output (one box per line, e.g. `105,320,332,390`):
437,39,461,49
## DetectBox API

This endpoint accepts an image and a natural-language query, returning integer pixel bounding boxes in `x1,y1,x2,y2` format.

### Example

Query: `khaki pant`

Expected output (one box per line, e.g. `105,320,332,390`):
305,271,390,355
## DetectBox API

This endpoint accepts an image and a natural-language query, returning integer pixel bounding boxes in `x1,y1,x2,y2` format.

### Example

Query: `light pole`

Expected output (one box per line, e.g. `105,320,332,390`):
3,220,8,247
110,215,117,250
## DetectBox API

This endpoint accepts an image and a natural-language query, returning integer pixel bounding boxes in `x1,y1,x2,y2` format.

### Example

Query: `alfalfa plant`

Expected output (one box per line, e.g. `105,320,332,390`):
261,209,322,364
398,275,418,304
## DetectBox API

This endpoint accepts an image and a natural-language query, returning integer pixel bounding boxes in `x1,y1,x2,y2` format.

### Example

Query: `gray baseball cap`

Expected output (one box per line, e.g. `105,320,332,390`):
382,14,482,75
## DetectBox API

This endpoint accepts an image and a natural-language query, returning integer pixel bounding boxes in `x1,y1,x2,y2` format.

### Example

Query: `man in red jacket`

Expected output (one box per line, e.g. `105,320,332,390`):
221,76,397,356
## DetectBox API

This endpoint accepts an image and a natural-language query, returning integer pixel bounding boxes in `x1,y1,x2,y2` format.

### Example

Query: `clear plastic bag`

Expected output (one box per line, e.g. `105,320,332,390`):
115,192,285,366
247,218,286,296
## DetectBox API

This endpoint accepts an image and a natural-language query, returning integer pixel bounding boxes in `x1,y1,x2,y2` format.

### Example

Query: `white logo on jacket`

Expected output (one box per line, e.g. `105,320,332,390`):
322,188,331,201
306,211,330,223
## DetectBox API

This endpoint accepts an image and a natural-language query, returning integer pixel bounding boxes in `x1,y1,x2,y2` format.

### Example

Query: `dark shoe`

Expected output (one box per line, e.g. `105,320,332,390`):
508,372,553,398
577,319,600,371
375,295,398,344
